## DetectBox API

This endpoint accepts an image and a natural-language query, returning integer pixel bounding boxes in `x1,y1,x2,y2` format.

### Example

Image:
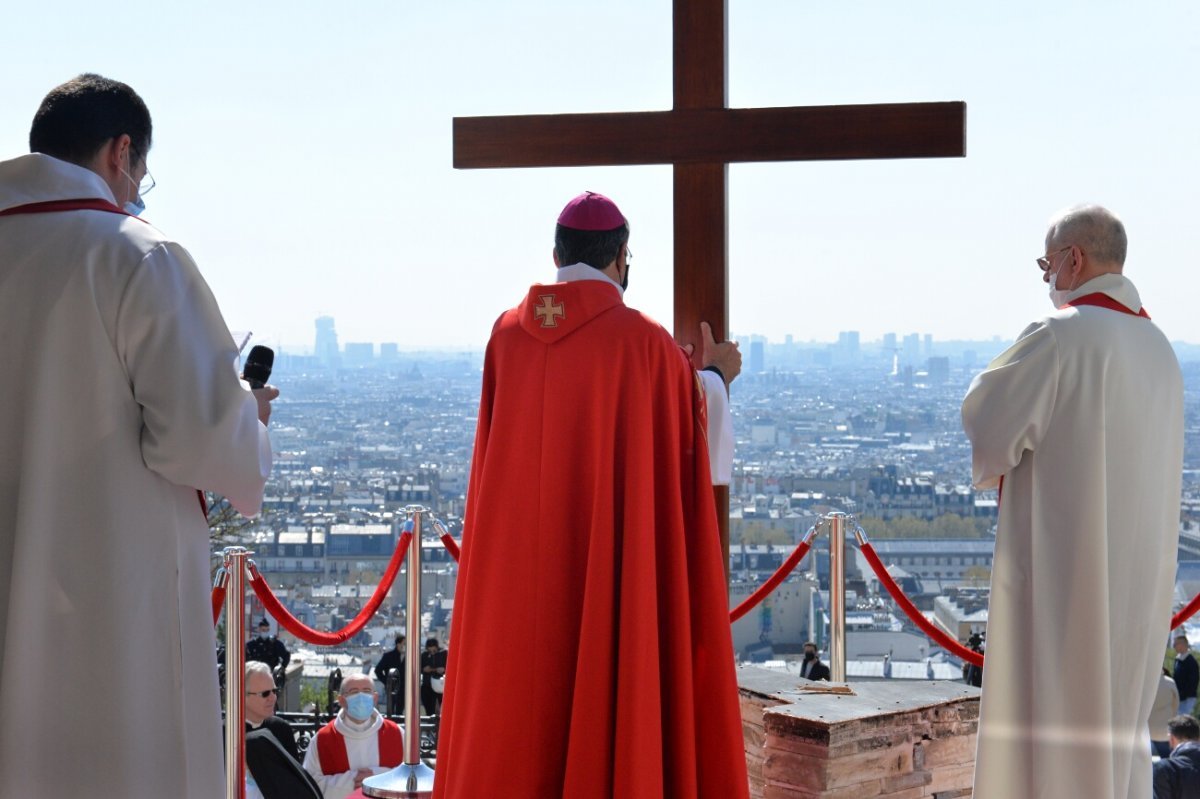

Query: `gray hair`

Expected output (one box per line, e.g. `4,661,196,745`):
245,660,274,683
1046,204,1127,267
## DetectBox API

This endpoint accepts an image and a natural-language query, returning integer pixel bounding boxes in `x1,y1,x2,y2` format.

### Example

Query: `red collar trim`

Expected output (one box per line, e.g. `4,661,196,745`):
0,198,142,221
1063,292,1149,319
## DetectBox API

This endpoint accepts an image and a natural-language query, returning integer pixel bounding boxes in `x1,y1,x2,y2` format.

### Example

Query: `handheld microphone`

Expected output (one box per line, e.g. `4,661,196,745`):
242,345,274,389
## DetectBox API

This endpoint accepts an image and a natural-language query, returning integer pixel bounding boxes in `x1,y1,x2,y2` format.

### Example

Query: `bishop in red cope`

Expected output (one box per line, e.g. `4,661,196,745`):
434,192,748,798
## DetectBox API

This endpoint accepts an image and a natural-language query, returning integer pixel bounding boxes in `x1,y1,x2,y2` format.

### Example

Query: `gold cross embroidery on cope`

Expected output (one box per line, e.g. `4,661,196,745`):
534,294,565,328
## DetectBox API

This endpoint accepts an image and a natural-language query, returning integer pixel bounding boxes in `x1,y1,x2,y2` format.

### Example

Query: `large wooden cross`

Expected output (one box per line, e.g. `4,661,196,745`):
453,0,966,575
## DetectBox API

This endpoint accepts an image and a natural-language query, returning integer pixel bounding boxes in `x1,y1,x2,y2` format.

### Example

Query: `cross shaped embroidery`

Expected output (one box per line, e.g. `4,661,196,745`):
534,294,565,328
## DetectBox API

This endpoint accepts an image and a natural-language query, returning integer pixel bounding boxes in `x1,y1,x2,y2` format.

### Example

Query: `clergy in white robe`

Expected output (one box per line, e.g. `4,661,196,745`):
963,205,1183,799
0,76,272,798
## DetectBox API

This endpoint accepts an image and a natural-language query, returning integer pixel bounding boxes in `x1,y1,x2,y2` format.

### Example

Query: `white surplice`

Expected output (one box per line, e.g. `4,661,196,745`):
962,273,1183,799
0,154,272,797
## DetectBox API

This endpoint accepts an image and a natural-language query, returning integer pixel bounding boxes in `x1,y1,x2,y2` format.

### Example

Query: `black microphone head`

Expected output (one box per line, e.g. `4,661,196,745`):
243,345,274,389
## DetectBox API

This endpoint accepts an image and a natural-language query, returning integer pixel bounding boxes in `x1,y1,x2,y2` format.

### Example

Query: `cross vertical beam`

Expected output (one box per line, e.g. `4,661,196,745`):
674,0,731,576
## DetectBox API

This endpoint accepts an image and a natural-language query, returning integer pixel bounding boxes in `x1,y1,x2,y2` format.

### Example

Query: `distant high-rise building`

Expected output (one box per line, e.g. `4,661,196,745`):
314,316,340,367
902,333,921,366
344,342,374,366
380,342,399,362
928,356,950,384
923,333,933,356
750,338,765,374
883,332,897,353
836,331,860,365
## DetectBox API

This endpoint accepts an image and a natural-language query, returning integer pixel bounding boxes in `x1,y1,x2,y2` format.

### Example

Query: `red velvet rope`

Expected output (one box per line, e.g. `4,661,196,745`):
730,539,814,623
248,531,412,646
860,541,983,667
212,582,227,627
1173,591,1200,631
440,533,460,563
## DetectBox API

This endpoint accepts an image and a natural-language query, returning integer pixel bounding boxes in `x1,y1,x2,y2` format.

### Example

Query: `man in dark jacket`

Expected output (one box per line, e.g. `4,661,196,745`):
420,637,448,715
1153,714,1200,799
800,641,831,681
373,633,406,716
1173,636,1198,716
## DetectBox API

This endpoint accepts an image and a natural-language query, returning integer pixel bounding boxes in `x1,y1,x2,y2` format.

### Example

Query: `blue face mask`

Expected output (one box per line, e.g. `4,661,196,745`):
345,692,375,721
124,197,145,217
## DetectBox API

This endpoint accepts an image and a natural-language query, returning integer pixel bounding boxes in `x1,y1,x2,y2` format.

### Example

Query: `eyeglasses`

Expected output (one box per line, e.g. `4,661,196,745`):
625,246,633,262
1036,246,1071,272
246,688,279,698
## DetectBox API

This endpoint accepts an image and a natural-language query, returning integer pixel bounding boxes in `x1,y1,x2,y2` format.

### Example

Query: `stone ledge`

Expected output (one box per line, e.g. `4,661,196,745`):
739,665,980,799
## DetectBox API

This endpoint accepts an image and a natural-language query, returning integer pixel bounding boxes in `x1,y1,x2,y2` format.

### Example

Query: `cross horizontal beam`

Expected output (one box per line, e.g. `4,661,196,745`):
454,101,965,170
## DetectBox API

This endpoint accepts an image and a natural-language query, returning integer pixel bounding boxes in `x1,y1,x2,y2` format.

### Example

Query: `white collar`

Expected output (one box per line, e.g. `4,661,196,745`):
555,262,624,297
0,153,118,211
1058,272,1142,313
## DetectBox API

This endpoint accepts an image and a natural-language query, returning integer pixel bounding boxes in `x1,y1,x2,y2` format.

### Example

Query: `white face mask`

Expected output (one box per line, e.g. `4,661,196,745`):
1047,252,1077,308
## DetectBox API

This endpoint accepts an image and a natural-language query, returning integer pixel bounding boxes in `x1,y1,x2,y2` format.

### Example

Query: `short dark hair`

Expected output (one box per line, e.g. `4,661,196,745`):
394,634,405,646
803,641,817,651
554,223,629,271
29,74,152,167
1168,715,1200,741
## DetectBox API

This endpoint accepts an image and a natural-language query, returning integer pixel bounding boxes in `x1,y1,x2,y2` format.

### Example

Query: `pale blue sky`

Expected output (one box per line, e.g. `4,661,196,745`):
2,1,1196,351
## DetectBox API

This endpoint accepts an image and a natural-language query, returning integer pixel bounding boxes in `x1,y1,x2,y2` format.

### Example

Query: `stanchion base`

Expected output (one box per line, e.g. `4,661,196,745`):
361,762,435,798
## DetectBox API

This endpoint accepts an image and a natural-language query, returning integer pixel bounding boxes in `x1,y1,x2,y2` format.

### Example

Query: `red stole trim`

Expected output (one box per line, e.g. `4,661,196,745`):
1063,292,1150,319
314,718,404,775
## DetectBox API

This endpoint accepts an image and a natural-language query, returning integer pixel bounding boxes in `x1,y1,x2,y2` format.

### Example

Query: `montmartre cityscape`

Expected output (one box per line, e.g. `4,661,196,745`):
227,316,1200,703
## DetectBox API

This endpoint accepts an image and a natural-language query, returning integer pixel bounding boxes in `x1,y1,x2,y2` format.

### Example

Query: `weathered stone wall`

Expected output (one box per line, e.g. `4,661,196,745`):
739,666,980,799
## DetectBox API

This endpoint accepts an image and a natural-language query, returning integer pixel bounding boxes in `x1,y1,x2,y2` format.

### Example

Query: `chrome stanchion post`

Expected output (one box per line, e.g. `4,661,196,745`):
827,512,847,682
223,546,251,799
363,506,436,797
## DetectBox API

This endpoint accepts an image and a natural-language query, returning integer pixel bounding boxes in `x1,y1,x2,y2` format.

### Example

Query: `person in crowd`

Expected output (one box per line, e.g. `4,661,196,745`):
962,204,1184,799
1174,635,1198,717
420,637,447,716
1152,668,1181,758
0,74,275,797
244,661,300,761
375,633,407,716
1153,715,1200,799
243,661,321,799
434,191,748,798
962,631,985,688
800,642,831,681
303,672,404,799
247,617,292,675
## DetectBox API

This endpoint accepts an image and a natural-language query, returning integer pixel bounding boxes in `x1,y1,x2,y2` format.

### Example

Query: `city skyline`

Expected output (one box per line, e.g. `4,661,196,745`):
3,3,1197,350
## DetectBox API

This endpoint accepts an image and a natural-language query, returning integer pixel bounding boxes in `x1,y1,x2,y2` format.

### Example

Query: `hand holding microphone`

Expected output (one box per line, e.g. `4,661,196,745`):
241,345,280,425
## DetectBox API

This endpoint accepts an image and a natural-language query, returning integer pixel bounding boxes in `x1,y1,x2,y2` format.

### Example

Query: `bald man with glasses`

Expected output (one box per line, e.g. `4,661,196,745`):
964,204,1184,799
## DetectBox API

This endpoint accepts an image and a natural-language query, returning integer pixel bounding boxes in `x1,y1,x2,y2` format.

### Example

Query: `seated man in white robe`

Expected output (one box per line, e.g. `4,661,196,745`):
302,673,405,799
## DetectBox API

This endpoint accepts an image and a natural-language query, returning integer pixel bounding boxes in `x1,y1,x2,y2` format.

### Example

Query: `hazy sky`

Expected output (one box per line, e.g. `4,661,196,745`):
2,2,1197,352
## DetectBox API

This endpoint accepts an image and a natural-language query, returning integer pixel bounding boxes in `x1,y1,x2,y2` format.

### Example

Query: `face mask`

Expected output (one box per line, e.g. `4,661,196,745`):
803,651,816,662
620,264,630,292
120,150,148,216
345,692,375,721
1047,252,1076,308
